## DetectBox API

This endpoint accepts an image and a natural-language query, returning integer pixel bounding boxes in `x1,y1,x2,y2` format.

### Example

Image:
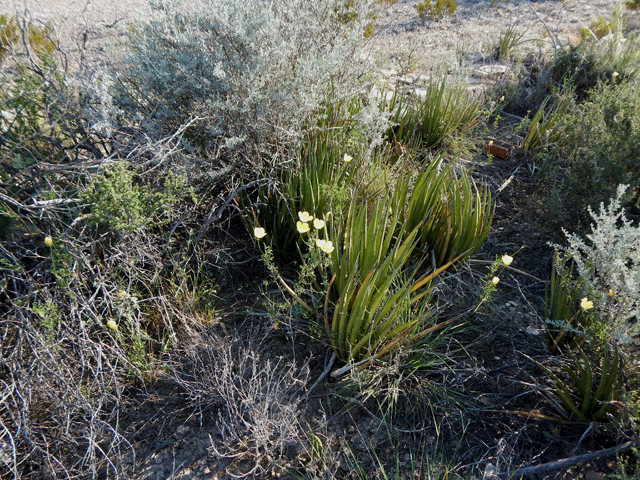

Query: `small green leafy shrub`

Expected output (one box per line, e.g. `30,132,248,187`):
0,14,56,62
579,17,616,41
0,17,70,170
416,0,457,19
544,81,640,225
81,162,185,232
546,34,640,99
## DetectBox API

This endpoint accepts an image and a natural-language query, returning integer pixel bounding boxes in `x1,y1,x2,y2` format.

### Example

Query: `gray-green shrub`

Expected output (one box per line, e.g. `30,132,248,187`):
103,0,375,152
563,185,640,344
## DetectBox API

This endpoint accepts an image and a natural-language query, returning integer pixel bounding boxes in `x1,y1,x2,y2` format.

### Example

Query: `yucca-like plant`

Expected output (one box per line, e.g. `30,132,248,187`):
542,343,623,423
544,254,591,354
521,95,570,158
404,157,493,268
246,132,359,263
385,79,483,152
323,190,455,363
493,25,525,61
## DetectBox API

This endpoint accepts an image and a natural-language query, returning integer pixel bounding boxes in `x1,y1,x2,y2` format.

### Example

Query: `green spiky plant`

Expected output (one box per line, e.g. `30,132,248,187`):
493,25,526,61
244,131,359,264
323,192,457,363
385,79,483,153
542,343,624,423
545,253,591,354
521,95,570,160
404,157,493,268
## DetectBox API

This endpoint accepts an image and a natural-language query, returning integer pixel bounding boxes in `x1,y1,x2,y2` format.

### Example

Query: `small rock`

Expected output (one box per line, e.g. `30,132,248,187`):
484,463,500,479
472,52,484,64
525,326,542,336
473,65,511,78
176,425,190,435
585,471,606,480
383,90,395,105
379,68,398,77
397,75,414,85
414,87,428,98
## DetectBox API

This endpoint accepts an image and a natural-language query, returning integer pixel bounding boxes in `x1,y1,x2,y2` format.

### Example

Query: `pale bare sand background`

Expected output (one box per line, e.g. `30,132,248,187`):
0,0,628,75
0,0,147,68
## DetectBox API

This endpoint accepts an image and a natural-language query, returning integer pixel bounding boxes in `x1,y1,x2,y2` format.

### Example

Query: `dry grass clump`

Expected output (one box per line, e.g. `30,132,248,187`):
173,326,311,478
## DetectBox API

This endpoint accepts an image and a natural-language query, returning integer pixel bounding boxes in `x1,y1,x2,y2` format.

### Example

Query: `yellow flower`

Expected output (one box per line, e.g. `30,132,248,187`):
316,238,326,248
297,221,310,234
319,240,334,254
343,154,353,163
608,290,614,297
499,95,505,102
502,254,513,266
298,211,313,223
488,140,494,147
118,290,127,298
492,276,500,285
254,227,267,239
107,319,118,330
581,297,593,310
313,218,325,230
44,236,53,247
612,71,619,78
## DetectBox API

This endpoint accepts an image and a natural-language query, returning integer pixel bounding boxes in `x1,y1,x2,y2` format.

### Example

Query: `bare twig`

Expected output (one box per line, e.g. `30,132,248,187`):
499,441,639,479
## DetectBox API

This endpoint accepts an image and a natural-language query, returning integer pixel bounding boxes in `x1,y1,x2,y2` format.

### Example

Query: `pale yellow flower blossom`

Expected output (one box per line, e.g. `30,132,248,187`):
581,297,593,310
502,254,513,266
44,236,53,247
488,140,494,147
492,276,500,285
107,320,118,330
297,221,310,234
608,290,614,297
298,211,313,223
343,154,353,163
313,218,325,230
317,239,334,254
254,227,267,239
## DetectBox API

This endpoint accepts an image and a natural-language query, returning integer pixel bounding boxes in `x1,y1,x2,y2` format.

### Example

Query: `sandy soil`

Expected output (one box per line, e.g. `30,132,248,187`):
0,0,626,74
368,0,626,76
